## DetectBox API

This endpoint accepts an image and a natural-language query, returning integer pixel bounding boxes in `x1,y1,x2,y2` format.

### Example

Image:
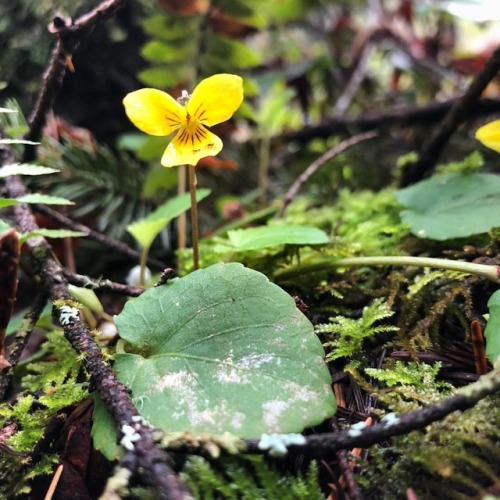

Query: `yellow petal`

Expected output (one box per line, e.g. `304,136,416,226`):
161,122,223,167
475,120,500,153
123,88,186,136
187,74,243,126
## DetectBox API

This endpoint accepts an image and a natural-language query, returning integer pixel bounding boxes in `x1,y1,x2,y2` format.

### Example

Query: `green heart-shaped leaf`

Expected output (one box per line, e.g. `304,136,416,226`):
226,225,329,252
93,263,335,458
395,173,500,240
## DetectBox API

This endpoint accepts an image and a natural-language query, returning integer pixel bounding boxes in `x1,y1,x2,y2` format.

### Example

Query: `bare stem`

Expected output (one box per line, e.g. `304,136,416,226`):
258,136,271,208
139,245,150,287
189,165,200,270
177,166,187,250
275,255,500,283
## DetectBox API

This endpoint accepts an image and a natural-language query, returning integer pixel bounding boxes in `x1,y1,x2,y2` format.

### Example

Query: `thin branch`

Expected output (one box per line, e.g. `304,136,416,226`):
244,367,500,456
281,97,500,145
0,229,19,360
63,269,144,297
2,0,189,492
401,42,500,186
331,419,365,500
34,202,166,272
0,292,47,401
23,0,127,161
334,41,374,116
4,171,189,498
277,131,378,218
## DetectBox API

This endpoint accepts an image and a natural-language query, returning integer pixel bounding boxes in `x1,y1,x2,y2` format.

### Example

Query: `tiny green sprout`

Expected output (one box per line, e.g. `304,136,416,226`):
76,352,88,363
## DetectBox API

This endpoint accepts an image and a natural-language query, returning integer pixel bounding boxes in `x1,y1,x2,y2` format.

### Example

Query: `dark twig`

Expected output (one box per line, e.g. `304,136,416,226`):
334,41,373,117
470,320,489,376
0,292,47,401
34,204,167,271
2,0,190,491
23,0,127,161
244,368,500,456
4,172,189,498
63,269,144,297
281,97,500,145
277,131,378,217
336,449,365,500
332,419,365,500
0,229,19,360
400,42,500,186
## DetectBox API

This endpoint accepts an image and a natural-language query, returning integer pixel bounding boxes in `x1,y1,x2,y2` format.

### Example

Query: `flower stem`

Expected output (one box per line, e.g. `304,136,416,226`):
139,245,150,287
258,135,271,208
189,165,199,270
274,255,500,283
177,166,187,250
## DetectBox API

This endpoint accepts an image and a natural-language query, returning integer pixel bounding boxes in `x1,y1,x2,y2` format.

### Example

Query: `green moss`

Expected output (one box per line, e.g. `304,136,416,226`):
359,396,500,499
0,331,88,496
282,189,409,257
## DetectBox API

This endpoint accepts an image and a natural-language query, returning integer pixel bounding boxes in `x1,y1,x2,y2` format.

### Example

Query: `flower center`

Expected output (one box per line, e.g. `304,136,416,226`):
177,89,190,106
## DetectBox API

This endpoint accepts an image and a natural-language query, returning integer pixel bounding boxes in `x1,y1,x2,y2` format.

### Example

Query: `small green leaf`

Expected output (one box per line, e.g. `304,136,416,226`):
484,290,500,363
0,219,11,232
19,194,74,205
1,194,73,208
127,189,210,249
68,285,104,316
0,164,59,178
141,40,194,63
395,172,500,240
19,229,86,244
93,263,335,458
0,107,17,113
91,394,123,460
0,198,19,208
0,139,39,145
226,225,329,251
207,35,261,69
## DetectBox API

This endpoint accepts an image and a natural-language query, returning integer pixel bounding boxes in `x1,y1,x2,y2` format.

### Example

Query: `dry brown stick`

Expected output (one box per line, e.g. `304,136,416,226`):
332,419,365,500
277,131,378,218
23,0,127,161
470,319,489,376
63,269,144,297
401,42,500,186
336,449,365,500
0,292,48,402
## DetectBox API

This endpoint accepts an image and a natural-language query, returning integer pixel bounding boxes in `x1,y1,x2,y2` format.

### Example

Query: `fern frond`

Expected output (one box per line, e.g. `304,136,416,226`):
33,140,153,239
181,455,323,499
318,298,398,362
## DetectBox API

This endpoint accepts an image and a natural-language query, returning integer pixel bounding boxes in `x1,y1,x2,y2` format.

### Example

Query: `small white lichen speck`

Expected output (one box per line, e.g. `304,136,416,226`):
381,412,400,427
120,424,141,451
59,305,80,326
258,433,306,457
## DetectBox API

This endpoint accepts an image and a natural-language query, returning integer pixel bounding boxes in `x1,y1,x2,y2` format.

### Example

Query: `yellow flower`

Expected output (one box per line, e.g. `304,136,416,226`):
475,120,500,153
123,74,244,167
